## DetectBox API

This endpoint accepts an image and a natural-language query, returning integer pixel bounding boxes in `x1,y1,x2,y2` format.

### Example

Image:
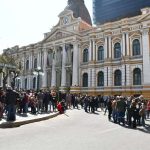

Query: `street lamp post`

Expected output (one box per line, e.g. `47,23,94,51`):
33,66,44,92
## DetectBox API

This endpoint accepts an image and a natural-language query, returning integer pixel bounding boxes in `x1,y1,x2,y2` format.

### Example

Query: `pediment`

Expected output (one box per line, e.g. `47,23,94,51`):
42,28,75,43
138,13,150,22
58,9,73,18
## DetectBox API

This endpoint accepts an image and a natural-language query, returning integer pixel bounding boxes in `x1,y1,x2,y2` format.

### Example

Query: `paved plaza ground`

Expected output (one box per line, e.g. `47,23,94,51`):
0,109,149,150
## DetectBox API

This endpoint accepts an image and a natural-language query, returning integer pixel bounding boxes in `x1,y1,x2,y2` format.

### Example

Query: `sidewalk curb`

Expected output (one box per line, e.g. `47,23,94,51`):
0,112,59,128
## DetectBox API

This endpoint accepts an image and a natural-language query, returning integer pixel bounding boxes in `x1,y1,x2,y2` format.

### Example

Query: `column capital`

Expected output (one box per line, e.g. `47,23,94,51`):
141,28,149,35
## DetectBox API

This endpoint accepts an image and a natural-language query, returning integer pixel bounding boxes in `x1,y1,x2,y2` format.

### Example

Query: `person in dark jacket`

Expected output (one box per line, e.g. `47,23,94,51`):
5,88,19,121
84,96,89,113
0,88,5,120
128,100,138,128
107,98,113,121
43,91,51,112
116,96,126,125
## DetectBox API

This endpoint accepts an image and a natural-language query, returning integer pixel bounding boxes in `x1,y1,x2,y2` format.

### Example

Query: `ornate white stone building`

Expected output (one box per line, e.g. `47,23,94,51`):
3,2,150,97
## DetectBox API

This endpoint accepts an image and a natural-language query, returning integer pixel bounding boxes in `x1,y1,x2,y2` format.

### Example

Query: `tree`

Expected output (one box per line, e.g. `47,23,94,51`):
0,53,20,90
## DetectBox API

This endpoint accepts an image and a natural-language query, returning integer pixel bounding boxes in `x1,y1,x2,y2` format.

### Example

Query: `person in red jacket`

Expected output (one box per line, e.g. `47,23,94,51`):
146,100,150,119
57,102,63,114
57,100,66,114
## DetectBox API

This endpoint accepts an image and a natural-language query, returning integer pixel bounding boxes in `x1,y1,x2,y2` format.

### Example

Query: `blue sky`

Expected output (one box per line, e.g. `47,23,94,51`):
0,0,92,53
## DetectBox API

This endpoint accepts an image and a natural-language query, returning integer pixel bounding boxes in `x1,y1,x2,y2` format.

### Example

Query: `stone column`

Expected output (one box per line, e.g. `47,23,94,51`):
89,40,92,61
23,53,26,70
122,33,126,56
121,65,125,86
88,68,92,87
108,66,112,87
0,73,3,87
72,42,79,86
91,68,96,87
142,28,150,85
29,75,32,89
61,44,67,87
28,76,30,89
37,50,41,67
51,48,56,87
126,33,130,56
20,76,23,89
92,39,96,61
104,67,108,87
126,64,130,86
108,36,112,58
29,51,33,70
42,48,47,88
104,36,108,59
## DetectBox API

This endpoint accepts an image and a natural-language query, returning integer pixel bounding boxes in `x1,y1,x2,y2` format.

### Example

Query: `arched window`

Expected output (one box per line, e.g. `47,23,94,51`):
47,55,50,67
34,58,37,69
98,46,104,61
47,52,53,67
97,71,104,86
114,43,121,58
26,60,29,70
33,77,36,89
19,62,22,69
25,78,27,89
83,73,88,87
83,48,88,62
132,39,140,56
114,70,122,86
133,68,141,85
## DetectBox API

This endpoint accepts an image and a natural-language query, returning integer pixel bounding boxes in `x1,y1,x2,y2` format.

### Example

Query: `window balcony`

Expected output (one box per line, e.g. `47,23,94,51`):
130,55,142,60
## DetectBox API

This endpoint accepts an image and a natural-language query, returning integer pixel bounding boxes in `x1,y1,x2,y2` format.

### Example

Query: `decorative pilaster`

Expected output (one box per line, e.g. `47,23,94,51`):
0,73,3,87
29,51,33,70
126,33,130,56
88,68,92,87
89,40,92,61
92,39,96,61
91,68,96,87
23,53,26,70
27,76,30,89
51,47,56,87
122,33,126,57
37,49,42,67
20,76,23,89
121,65,125,86
108,66,112,87
104,36,108,59
72,42,79,86
108,36,112,58
29,75,32,89
104,67,108,87
42,48,48,88
142,28,150,85
61,44,67,87
125,64,130,86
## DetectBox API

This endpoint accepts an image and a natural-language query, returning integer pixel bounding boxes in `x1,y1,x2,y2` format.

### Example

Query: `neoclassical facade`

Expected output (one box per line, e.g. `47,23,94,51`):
3,6,150,97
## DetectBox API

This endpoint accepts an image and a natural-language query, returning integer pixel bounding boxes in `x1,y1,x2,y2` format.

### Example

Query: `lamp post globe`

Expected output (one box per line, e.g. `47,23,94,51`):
33,66,44,92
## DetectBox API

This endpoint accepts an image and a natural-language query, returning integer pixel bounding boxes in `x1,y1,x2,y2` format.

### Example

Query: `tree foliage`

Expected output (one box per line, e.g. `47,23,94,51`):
0,53,16,66
0,53,20,89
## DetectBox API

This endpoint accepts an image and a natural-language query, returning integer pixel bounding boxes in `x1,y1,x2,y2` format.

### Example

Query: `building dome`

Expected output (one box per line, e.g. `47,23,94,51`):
66,0,92,25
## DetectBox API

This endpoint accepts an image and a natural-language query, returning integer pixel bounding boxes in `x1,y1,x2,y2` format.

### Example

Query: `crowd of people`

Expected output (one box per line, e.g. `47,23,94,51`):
0,87,150,129
0,87,64,121
84,95,150,128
